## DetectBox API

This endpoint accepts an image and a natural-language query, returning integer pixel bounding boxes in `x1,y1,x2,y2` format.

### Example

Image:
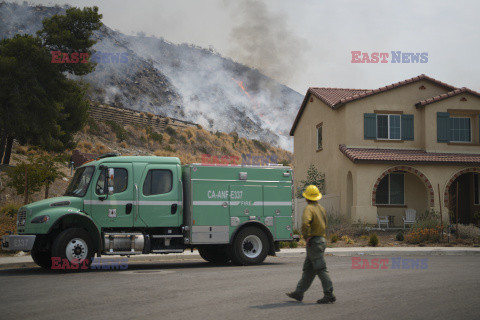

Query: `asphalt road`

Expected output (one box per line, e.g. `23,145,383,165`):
0,255,479,320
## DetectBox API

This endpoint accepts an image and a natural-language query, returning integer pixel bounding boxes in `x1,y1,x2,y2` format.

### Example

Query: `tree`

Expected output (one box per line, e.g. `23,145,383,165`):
4,154,66,203
0,7,102,164
37,6,102,76
37,154,66,199
4,158,44,204
296,164,326,198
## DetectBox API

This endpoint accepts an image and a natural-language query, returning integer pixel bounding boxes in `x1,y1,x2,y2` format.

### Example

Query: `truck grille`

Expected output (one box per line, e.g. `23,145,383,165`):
17,210,27,227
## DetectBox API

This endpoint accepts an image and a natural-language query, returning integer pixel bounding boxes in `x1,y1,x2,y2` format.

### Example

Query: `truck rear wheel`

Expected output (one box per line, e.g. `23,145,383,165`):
52,228,95,271
230,227,269,265
198,246,230,264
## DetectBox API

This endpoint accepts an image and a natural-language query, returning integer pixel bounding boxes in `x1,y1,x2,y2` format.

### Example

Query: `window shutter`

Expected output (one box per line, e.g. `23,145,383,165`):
401,114,414,140
364,113,376,139
437,112,450,143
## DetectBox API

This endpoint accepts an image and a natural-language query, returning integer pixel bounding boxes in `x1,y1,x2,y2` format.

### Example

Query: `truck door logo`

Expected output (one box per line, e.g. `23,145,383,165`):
108,209,117,218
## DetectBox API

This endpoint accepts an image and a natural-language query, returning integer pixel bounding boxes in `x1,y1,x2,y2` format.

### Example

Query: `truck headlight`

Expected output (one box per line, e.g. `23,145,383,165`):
31,215,50,223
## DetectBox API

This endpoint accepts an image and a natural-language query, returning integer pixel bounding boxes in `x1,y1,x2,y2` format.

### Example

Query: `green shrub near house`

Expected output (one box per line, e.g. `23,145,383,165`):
369,233,379,247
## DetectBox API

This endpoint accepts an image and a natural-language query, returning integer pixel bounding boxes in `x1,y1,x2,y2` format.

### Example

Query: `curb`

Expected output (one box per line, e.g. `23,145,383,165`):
1,248,479,270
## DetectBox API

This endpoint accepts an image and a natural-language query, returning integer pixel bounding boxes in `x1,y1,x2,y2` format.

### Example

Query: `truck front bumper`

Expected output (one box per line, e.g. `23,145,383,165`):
1,235,36,251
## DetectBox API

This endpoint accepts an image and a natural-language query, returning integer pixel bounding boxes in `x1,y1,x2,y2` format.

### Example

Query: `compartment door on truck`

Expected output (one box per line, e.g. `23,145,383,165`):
229,185,263,219
264,185,293,240
135,164,181,227
89,163,134,228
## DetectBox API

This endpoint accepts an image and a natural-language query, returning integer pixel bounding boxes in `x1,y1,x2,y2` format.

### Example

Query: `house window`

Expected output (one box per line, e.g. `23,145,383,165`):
316,124,322,150
475,173,479,205
450,117,471,142
377,114,401,140
376,173,405,205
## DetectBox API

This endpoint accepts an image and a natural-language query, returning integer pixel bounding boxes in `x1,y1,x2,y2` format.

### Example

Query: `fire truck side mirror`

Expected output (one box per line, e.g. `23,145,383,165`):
108,168,115,195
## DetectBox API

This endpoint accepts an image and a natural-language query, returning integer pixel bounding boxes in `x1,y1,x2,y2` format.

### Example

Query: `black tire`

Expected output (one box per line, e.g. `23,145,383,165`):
198,246,230,264
230,227,269,266
52,228,95,271
31,248,52,270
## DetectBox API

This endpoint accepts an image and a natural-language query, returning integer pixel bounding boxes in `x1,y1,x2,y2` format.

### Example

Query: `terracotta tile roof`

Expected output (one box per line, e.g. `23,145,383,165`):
339,144,480,165
331,74,456,109
415,87,480,107
290,74,457,136
309,88,370,108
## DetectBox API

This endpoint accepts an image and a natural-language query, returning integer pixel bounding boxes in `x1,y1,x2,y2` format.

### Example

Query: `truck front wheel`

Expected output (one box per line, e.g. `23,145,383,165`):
230,227,269,265
31,248,52,270
198,246,230,264
52,228,95,270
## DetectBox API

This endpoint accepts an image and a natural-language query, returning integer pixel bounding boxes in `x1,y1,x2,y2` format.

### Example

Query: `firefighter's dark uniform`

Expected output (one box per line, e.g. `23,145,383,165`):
287,201,335,303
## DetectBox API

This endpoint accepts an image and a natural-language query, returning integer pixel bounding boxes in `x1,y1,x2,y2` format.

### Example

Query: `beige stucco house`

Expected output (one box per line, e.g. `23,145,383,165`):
290,74,480,227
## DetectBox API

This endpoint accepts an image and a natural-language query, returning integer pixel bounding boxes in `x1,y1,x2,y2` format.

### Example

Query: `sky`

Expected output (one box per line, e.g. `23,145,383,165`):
17,0,480,94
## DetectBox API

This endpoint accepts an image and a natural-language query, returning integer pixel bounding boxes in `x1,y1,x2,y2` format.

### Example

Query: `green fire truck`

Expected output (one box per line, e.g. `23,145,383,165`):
1,155,294,269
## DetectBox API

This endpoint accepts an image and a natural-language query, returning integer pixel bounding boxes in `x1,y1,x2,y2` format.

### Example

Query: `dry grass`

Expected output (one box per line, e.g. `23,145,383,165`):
93,142,110,154
77,140,93,152
0,209,18,236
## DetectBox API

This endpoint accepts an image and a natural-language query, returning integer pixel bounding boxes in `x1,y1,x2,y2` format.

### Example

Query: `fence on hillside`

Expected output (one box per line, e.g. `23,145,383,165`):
88,104,198,131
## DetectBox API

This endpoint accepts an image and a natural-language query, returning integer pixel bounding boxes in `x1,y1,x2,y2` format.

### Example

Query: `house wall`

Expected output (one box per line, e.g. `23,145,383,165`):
293,96,347,203
423,93,480,152
292,79,480,226
344,80,449,149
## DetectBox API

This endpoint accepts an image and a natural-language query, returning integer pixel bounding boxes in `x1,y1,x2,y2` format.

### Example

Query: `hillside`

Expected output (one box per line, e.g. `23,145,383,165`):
0,114,293,208
0,2,303,150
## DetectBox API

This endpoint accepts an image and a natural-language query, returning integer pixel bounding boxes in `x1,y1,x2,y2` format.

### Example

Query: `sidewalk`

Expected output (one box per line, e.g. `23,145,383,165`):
1,247,479,270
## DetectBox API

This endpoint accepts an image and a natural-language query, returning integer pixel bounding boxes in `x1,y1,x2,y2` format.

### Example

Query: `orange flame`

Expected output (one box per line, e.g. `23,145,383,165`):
232,78,273,126
233,78,259,111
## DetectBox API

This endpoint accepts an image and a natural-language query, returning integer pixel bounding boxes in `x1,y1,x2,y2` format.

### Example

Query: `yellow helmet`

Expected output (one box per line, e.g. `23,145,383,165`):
302,185,322,201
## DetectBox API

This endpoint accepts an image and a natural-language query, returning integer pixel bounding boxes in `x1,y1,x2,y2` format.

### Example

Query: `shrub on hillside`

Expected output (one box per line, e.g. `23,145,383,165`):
252,139,267,152
149,131,163,144
94,142,110,154
179,135,188,144
105,120,128,141
87,118,102,136
0,203,22,218
0,213,17,236
166,126,176,137
16,146,28,155
77,140,93,152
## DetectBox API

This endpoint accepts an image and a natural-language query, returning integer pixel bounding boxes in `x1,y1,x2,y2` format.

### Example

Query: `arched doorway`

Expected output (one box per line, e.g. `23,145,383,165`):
346,171,353,221
444,168,480,225
372,166,434,227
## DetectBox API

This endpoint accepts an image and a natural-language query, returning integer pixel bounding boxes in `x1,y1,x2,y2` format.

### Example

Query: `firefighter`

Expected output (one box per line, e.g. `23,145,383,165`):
286,185,336,304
